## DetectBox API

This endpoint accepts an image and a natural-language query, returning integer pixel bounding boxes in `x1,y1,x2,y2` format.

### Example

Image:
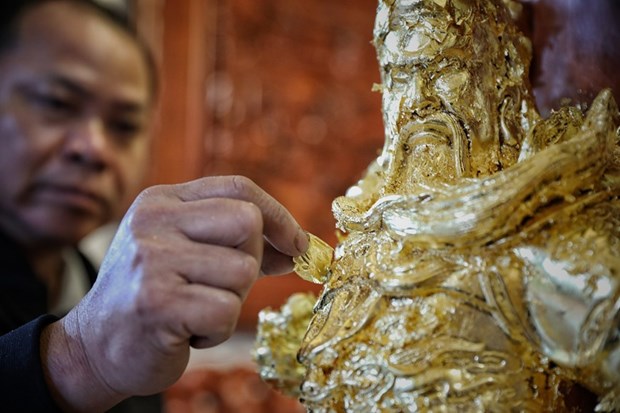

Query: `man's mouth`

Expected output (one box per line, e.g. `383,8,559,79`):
32,182,106,214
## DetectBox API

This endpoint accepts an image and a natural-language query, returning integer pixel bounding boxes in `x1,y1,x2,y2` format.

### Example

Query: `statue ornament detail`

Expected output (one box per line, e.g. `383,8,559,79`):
254,0,620,411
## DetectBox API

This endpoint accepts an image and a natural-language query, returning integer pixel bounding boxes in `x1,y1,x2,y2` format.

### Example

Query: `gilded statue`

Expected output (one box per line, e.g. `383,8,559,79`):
254,0,620,411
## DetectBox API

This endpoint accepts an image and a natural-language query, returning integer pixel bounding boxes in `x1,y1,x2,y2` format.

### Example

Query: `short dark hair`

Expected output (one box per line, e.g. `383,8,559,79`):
0,0,158,99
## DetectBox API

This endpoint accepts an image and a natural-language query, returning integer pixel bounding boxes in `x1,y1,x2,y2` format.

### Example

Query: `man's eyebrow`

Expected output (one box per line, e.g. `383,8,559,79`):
47,74,148,114
111,101,148,114
46,74,91,98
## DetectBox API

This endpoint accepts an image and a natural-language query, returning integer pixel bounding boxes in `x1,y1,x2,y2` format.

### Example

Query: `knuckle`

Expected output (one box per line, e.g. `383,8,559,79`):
236,202,263,234
128,206,158,236
239,253,260,276
134,237,161,261
235,254,260,286
230,175,257,197
213,293,241,330
240,202,263,229
134,184,166,203
208,292,241,343
127,199,172,237
268,203,288,227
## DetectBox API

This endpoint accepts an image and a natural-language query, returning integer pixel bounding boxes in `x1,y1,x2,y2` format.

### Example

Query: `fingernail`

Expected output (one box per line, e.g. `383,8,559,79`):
294,230,310,254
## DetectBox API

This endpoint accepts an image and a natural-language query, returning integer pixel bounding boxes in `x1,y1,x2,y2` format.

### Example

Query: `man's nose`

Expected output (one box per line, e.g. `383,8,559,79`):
406,73,440,114
62,117,110,172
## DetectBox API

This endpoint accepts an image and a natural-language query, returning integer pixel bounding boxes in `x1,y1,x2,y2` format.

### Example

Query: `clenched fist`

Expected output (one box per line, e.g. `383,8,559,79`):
40,176,309,412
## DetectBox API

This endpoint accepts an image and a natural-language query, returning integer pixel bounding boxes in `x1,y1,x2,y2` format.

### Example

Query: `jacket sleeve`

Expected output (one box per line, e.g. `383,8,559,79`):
0,314,62,412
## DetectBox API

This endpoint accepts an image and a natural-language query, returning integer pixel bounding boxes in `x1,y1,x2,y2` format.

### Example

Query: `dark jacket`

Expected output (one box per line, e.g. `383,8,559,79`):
0,231,161,412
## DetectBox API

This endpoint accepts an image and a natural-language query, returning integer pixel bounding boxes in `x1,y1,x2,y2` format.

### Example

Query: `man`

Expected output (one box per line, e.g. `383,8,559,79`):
0,1,308,412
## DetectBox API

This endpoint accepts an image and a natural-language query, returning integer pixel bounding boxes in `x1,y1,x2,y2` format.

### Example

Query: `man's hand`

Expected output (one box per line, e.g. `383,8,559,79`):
40,176,309,412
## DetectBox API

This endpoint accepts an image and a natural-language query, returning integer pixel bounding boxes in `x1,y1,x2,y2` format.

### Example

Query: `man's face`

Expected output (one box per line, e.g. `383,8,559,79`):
0,2,153,246
375,1,525,194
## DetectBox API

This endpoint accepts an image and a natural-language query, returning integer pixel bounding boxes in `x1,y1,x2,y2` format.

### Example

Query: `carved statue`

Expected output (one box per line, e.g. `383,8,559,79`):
254,0,620,411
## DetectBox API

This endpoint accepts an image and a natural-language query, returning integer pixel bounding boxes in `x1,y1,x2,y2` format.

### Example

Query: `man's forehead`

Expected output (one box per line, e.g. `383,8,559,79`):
43,73,150,113
12,1,157,101
12,3,152,103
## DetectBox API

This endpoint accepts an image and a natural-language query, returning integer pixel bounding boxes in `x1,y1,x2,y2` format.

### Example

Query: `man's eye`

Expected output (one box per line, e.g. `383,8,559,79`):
26,91,77,114
109,120,141,138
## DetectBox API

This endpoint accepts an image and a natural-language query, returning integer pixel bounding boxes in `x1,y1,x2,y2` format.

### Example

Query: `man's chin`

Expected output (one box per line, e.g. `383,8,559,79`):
24,209,106,247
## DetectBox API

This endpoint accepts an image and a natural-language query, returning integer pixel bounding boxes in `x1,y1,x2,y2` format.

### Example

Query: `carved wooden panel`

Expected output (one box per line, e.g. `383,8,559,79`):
201,0,383,327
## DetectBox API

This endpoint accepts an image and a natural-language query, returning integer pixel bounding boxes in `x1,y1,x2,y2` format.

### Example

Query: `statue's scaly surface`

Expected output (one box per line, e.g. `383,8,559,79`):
254,0,620,411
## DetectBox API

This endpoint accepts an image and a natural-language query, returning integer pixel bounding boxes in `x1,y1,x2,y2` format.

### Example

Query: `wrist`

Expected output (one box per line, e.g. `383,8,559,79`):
40,311,126,413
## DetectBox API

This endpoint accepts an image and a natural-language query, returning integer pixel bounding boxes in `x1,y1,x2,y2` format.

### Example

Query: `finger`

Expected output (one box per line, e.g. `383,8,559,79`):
166,284,242,349
169,176,309,256
260,243,295,276
172,197,264,262
148,238,260,299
